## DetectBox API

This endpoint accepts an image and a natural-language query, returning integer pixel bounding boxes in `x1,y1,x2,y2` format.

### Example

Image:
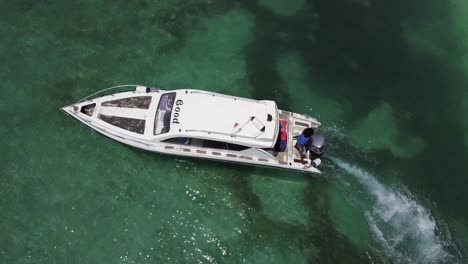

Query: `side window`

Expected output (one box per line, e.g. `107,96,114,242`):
202,140,227,150
163,138,249,151
227,143,249,151
202,140,249,151
163,137,191,145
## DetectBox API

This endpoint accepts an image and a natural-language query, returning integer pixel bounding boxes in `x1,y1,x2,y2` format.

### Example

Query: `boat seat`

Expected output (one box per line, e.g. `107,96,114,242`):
278,119,288,152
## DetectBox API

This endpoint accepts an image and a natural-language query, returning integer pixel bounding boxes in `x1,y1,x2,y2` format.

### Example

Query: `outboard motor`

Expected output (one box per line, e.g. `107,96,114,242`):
307,133,327,160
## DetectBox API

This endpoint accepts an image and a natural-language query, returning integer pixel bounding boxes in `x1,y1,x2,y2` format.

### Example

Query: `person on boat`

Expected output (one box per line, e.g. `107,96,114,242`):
275,123,288,152
294,128,315,164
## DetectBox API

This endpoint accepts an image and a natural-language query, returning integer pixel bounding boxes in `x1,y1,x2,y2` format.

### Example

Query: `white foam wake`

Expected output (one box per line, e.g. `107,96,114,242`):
332,158,457,264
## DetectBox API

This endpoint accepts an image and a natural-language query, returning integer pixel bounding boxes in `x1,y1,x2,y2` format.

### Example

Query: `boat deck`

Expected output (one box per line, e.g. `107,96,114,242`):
268,110,318,166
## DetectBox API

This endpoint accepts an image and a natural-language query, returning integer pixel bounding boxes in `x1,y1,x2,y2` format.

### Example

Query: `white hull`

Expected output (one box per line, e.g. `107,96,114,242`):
62,86,323,174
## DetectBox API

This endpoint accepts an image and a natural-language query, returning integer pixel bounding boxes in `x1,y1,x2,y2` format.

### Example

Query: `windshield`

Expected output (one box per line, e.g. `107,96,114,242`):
154,93,176,135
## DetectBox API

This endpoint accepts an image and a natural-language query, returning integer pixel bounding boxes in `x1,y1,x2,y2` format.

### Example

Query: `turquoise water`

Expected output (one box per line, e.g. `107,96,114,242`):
1,0,467,263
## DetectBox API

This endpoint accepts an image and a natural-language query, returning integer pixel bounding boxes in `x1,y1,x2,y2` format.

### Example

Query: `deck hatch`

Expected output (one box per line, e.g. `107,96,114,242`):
98,114,145,134
81,103,96,116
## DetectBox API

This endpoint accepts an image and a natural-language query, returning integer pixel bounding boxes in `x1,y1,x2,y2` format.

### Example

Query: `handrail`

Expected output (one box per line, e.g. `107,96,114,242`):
184,129,271,141
188,90,259,103
76,84,142,104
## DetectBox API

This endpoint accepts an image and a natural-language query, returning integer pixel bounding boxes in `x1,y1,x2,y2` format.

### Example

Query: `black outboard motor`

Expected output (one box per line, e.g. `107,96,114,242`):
307,133,327,160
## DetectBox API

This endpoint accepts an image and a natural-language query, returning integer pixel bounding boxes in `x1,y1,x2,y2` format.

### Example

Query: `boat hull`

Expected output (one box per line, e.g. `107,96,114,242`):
61,105,322,175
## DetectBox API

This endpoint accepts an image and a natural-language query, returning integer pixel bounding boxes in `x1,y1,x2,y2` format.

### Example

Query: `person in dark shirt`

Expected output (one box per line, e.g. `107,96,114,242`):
294,128,314,164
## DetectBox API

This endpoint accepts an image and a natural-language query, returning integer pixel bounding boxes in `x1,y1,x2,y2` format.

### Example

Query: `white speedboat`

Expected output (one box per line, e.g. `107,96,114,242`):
61,85,327,174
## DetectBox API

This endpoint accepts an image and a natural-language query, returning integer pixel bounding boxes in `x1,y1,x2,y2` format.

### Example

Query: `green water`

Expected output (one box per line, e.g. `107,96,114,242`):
1,0,467,263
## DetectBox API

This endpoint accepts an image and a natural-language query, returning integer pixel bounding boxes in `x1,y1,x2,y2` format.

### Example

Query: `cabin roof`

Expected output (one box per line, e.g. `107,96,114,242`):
166,90,279,148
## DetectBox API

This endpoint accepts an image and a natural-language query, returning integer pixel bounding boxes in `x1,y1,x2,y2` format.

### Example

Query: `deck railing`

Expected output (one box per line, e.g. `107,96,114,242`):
76,84,159,104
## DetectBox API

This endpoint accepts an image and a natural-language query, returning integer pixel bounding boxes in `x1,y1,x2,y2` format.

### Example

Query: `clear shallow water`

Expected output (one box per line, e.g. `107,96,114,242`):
1,0,467,263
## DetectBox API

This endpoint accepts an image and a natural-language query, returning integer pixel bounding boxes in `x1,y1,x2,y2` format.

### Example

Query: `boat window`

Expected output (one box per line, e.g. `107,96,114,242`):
163,137,248,151
202,140,227,150
227,143,249,151
163,137,191,145
154,93,176,135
